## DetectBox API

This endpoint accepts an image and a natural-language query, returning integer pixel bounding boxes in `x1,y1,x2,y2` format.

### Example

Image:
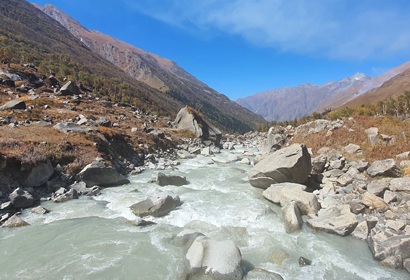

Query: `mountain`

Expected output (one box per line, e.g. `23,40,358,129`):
36,3,265,133
237,62,410,122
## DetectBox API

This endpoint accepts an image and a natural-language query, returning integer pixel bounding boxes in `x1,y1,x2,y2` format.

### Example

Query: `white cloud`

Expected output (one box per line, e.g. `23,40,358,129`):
125,0,410,60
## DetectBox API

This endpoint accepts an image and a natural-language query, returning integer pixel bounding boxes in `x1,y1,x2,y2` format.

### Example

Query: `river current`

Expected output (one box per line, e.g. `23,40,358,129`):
0,150,408,279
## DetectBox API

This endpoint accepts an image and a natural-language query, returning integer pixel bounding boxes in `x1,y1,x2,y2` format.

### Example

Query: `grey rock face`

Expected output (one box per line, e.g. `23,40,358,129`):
262,126,287,153
156,172,188,187
367,159,402,178
0,100,26,111
9,188,34,209
174,106,222,145
58,81,80,96
248,144,312,189
2,214,29,228
130,192,181,217
70,181,100,196
75,161,129,188
31,206,50,215
53,122,94,134
23,160,54,188
185,236,243,280
367,178,391,197
282,202,303,233
53,189,79,203
365,127,379,146
389,177,410,192
306,205,358,236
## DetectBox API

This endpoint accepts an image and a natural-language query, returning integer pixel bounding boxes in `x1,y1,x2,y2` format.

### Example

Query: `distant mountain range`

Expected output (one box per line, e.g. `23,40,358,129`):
237,63,410,121
35,3,265,133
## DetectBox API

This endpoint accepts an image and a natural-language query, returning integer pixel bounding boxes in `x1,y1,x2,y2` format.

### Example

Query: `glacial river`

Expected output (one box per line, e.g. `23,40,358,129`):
0,151,408,279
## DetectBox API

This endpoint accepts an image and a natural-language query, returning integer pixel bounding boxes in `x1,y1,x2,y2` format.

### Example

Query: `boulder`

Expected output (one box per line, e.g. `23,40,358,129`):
0,100,26,111
174,106,222,145
404,259,410,273
156,172,188,187
130,192,181,217
342,143,361,154
53,189,79,203
367,178,391,197
263,183,320,215
174,229,205,247
298,257,312,266
262,126,287,153
212,154,239,164
9,188,34,209
23,160,54,188
367,159,402,178
248,144,312,189
75,160,129,188
389,177,410,192
58,81,80,96
361,192,389,212
70,181,100,196
2,214,29,228
311,155,327,175
31,206,49,215
282,202,303,233
246,268,283,280
365,127,379,146
306,204,358,236
185,236,243,280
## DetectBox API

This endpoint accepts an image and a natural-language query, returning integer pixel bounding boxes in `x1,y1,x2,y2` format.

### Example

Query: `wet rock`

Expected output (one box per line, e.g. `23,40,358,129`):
53,189,78,203
263,183,320,215
246,268,284,280
174,229,205,247
9,188,34,209
156,172,188,187
249,144,312,189
131,217,156,227
298,257,312,266
212,154,239,164
367,159,402,178
130,192,181,217
404,259,410,273
70,181,100,196
58,81,80,96
75,160,129,188
269,247,289,267
361,192,389,212
31,206,49,214
282,202,303,233
23,160,54,188
2,214,29,228
0,100,26,111
185,236,243,280
306,204,358,236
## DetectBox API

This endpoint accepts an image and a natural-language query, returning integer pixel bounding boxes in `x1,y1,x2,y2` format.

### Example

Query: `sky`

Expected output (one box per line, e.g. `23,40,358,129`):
33,0,410,100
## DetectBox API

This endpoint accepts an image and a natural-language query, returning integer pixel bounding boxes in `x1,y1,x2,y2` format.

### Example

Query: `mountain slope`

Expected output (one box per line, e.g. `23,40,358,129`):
37,4,266,133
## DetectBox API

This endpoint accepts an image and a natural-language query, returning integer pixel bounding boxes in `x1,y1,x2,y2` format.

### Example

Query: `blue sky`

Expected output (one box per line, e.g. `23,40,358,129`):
33,0,410,100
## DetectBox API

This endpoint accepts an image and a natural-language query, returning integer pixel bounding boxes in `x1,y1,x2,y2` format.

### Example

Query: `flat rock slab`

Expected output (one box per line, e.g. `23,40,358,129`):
53,122,95,134
75,161,129,188
0,100,26,111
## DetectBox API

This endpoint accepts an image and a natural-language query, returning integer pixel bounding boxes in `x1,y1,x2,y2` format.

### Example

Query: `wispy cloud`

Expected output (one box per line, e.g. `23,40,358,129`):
125,0,410,60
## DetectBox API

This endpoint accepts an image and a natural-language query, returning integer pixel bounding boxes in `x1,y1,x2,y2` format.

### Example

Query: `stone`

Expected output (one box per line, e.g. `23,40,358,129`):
389,177,410,192
298,257,312,266
75,160,129,187
342,143,361,154
306,204,358,236
58,81,80,96
53,189,79,203
396,151,410,160
386,220,406,232
263,183,320,215
367,178,391,197
31,206,49,214
282,202,303,233
156,172,188,186
53,122,94,134
311,155,327,175
365,127,379,146
240,158,251,165
352,221,371,240
174,229,205,247
361,192,389,212
0,100,26,111
2,214,29,228
383,190,397,204
404,259,410,273
70,181,100,196
130,192,181,217
248,144,312,189
9,188,34,209
174,106,222,146
177,150,194,159
246,268,284,280
367,159,402,178
269,247,289,266
185,236,243,280
212,154,239,164
23,160,54,188
399,160,410,168
262,126,287,153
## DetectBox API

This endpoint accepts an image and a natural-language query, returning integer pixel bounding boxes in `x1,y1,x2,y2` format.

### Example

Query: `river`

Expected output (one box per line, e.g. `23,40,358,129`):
0,150,408,279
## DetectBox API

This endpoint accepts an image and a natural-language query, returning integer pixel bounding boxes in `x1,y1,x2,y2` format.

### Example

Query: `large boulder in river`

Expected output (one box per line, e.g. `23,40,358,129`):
185,236,243,280
9,188,34,209
23,160,54,188
75,160,129,187
174,106,222,146
249,144,312,189
2,214,29,228
130,192,181,217
156,172,188,186
366,159,402,178
282,202,303,233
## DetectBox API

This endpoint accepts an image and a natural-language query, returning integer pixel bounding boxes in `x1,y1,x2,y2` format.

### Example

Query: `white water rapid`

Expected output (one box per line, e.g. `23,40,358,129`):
0,151,408,279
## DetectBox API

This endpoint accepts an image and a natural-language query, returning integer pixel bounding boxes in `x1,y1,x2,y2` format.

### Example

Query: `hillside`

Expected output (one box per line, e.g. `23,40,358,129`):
36,3,265,133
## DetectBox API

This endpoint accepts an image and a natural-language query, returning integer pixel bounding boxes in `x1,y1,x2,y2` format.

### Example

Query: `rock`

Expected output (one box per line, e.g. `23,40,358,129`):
156,172,188,186
269,247,289,267
306,204,358,236
396,151,410,160
75,160,129,188
9,188,34,209
23,160,54,187
131,217,155,227
383,190,397,204
365,127,379,146
53,122,94,134
246,268,284,280
263,183,320,215
386,220,406,232
367,178,391,197
174,106,222,146
298,257,312,266
70,181,100,196
58,81,80,96
311,155,327,175
342,143,361,154
212,154,239,164
185,236,243,280
295,119,343,137
53,189,79,203
174,229,205,247
201,146,212,156
2,214,29,228
240,158,251,165
352,221,371,240
367,159,402,178
361,192,389,212
389,177,410,192
0,201,13,211
404,259,410,273
0,100,26,111
130,192,181,217
248,144,312,189
31,206,49,214
262,126,287,153
282,202,303,233
177,150,194,159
